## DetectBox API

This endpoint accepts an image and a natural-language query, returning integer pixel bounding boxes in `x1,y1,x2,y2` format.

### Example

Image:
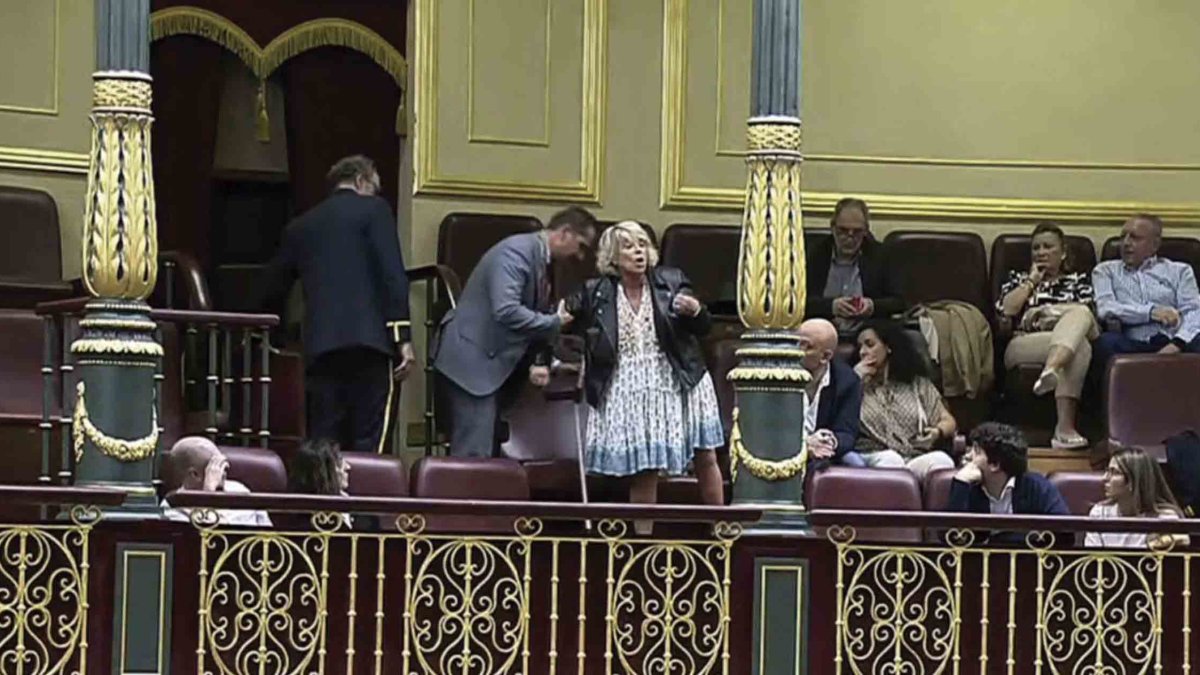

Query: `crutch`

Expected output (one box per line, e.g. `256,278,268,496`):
549,359,591,531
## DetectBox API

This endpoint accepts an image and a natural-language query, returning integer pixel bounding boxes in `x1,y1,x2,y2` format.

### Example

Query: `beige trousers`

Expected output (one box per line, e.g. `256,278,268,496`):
1003,305,1098,399
862,450,955,482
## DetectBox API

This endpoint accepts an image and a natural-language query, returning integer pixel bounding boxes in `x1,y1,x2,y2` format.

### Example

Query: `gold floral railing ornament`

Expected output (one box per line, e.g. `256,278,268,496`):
728,407,807,482
0,505,100,675
737,115,805,330
190,504,744,675
824,518,1187,675
82,72,158,301
71,382,159,463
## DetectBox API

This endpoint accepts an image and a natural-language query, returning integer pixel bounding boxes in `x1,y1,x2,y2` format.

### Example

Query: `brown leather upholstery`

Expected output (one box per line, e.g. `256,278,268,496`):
923,466,958,511
410,456,530,532
883,231,991,318
1107,354,1200,456
1047,471,1104,516
809,466,923,542
0,309,53,485
219,445,289,493
437,213,541,289
990,234,1097,443
660,225,741,316
500,378,587,500
0,186,61,283
1101,235,1200,279
343,451,408,497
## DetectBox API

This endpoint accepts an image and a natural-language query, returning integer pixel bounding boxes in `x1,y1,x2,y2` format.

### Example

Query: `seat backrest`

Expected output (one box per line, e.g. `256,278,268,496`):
1047,471,1105,516
883,231,990,318
989,233,1097,305
1102,235,1200,280
0,186,61,283
343,451,408,497
923,466,958,511
1107,354,1200,451
660,225,742,315
809,466,923,543
500,379,586,462
218,445,289,493
437,213,541,289
410,456,530,533
0,309,49,419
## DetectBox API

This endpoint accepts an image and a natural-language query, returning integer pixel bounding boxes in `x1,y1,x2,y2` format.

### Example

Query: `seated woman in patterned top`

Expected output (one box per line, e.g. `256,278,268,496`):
996,222,1097,449
564,221,725,533
849,320,957,481
1085,447,1189,550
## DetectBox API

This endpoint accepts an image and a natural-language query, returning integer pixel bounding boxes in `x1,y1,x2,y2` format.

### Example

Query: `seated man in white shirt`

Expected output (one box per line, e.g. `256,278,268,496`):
161,437,272,527
796,319,863,467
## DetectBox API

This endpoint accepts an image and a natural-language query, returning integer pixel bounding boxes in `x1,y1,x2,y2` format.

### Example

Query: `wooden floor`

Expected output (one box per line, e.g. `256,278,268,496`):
1028,447,1096,474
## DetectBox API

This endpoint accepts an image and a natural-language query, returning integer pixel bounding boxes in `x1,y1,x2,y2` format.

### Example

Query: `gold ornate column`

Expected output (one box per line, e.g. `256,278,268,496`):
729,1,810,527
72,1,161,511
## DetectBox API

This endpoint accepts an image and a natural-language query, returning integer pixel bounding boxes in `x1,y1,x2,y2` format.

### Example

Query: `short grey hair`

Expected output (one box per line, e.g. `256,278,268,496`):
595,221,659,275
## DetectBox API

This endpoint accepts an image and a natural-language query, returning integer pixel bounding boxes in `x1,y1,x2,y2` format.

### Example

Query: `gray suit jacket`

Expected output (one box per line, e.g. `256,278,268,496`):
434,232,561,396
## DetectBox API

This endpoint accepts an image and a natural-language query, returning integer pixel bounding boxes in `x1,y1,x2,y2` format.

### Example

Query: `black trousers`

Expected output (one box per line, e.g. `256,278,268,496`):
306,347,394,454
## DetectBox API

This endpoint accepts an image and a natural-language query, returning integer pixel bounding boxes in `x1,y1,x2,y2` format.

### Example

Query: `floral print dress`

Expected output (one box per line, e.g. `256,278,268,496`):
584,280,725,476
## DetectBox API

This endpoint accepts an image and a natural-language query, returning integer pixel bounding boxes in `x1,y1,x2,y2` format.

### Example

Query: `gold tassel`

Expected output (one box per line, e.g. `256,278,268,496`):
255,80,270,143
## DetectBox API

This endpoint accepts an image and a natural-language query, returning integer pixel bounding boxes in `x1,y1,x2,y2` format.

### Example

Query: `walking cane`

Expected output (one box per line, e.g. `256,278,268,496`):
570,365,592,531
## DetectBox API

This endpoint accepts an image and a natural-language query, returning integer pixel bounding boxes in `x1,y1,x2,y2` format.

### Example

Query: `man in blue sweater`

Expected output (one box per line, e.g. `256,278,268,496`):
948,422,1069,516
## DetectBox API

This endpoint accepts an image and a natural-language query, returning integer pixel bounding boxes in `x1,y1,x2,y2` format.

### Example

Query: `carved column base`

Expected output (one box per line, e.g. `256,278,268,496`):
728,330,811,530
71,299,161,511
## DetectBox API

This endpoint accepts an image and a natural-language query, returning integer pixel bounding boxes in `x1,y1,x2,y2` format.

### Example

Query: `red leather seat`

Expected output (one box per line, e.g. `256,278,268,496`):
500,378,587,501
660,224,742,317
219,445,289,493
437,213,541,290
343,451,407,497
990,234,1098,444
410,456,530,533
1107,354,1200,457
1047,471,1105,516
0,309,53,485
809,466,923,543
923,466,958,511
883,230,991,317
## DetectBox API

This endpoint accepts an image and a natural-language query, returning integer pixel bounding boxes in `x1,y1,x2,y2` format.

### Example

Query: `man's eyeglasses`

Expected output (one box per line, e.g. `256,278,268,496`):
834,227,867,238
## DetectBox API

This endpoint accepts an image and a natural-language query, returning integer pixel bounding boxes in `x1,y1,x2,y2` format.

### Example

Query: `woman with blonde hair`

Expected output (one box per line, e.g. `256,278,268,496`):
564,221,725,531
1085,447,1188,550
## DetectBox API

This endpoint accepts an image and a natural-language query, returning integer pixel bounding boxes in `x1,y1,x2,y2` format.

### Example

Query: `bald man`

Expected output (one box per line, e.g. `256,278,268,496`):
161,437,272,527
797,319,863,466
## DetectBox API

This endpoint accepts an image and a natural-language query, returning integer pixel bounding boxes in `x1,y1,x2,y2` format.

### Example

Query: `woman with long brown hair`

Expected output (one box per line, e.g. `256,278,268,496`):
1085,447,1188,549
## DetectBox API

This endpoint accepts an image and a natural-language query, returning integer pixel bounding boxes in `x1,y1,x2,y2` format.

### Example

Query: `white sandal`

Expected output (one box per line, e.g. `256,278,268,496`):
1033,368,1060,396
1051,433,1089,450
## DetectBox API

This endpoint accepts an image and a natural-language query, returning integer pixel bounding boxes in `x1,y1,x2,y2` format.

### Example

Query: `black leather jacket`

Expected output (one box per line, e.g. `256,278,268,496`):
564,266,712,407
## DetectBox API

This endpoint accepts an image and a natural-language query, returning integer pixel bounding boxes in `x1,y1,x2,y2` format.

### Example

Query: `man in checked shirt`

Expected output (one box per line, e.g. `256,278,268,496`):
1092,213,1200,366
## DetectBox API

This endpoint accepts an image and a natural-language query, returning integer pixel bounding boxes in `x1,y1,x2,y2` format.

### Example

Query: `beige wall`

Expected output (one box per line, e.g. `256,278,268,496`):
0,0,94,279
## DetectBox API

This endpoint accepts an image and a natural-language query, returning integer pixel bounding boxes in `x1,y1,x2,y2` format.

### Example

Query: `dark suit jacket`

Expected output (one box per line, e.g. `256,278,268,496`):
814,359,863,459
261,189,410,367
434,232,560,397
805,236,905,320
564,267,712,407
947,472,1070,515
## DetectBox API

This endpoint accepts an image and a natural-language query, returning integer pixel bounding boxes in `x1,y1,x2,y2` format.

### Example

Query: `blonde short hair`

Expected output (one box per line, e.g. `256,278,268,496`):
595,221,659,275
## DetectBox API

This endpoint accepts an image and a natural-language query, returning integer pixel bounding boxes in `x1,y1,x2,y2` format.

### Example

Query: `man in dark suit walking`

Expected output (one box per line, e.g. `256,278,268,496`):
262,155,414,454
434,206,597,457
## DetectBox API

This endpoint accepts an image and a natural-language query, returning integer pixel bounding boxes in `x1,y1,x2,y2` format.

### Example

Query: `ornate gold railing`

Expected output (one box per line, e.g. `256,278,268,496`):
169,492,757,675
0,486,123,675
809,509,1200,675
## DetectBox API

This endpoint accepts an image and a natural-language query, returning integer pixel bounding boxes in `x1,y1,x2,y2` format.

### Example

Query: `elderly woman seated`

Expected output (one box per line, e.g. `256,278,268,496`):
995,222,1097,449
160,436,272,527
564,220,725,532
845,320,958,481
1085,447,1189,550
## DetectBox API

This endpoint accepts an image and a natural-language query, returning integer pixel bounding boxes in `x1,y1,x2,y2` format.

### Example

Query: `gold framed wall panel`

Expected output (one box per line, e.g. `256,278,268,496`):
0,146,89,175
0,0,61,116
661,0,1200,222
466,0,552,148
414,0,606,204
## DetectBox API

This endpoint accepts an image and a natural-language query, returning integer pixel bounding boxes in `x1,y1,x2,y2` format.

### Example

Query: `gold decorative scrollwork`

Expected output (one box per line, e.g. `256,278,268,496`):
70,338,163,357
0,519,96,675
92,77,152,110
726,366,811,384
746,121,802,152
72,382,159,462
728,407,807,482
200,532,329,675
1040,554,1160,672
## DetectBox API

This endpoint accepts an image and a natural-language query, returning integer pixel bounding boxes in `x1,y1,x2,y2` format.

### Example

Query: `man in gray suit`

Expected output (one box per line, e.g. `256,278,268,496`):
435,206,598,456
